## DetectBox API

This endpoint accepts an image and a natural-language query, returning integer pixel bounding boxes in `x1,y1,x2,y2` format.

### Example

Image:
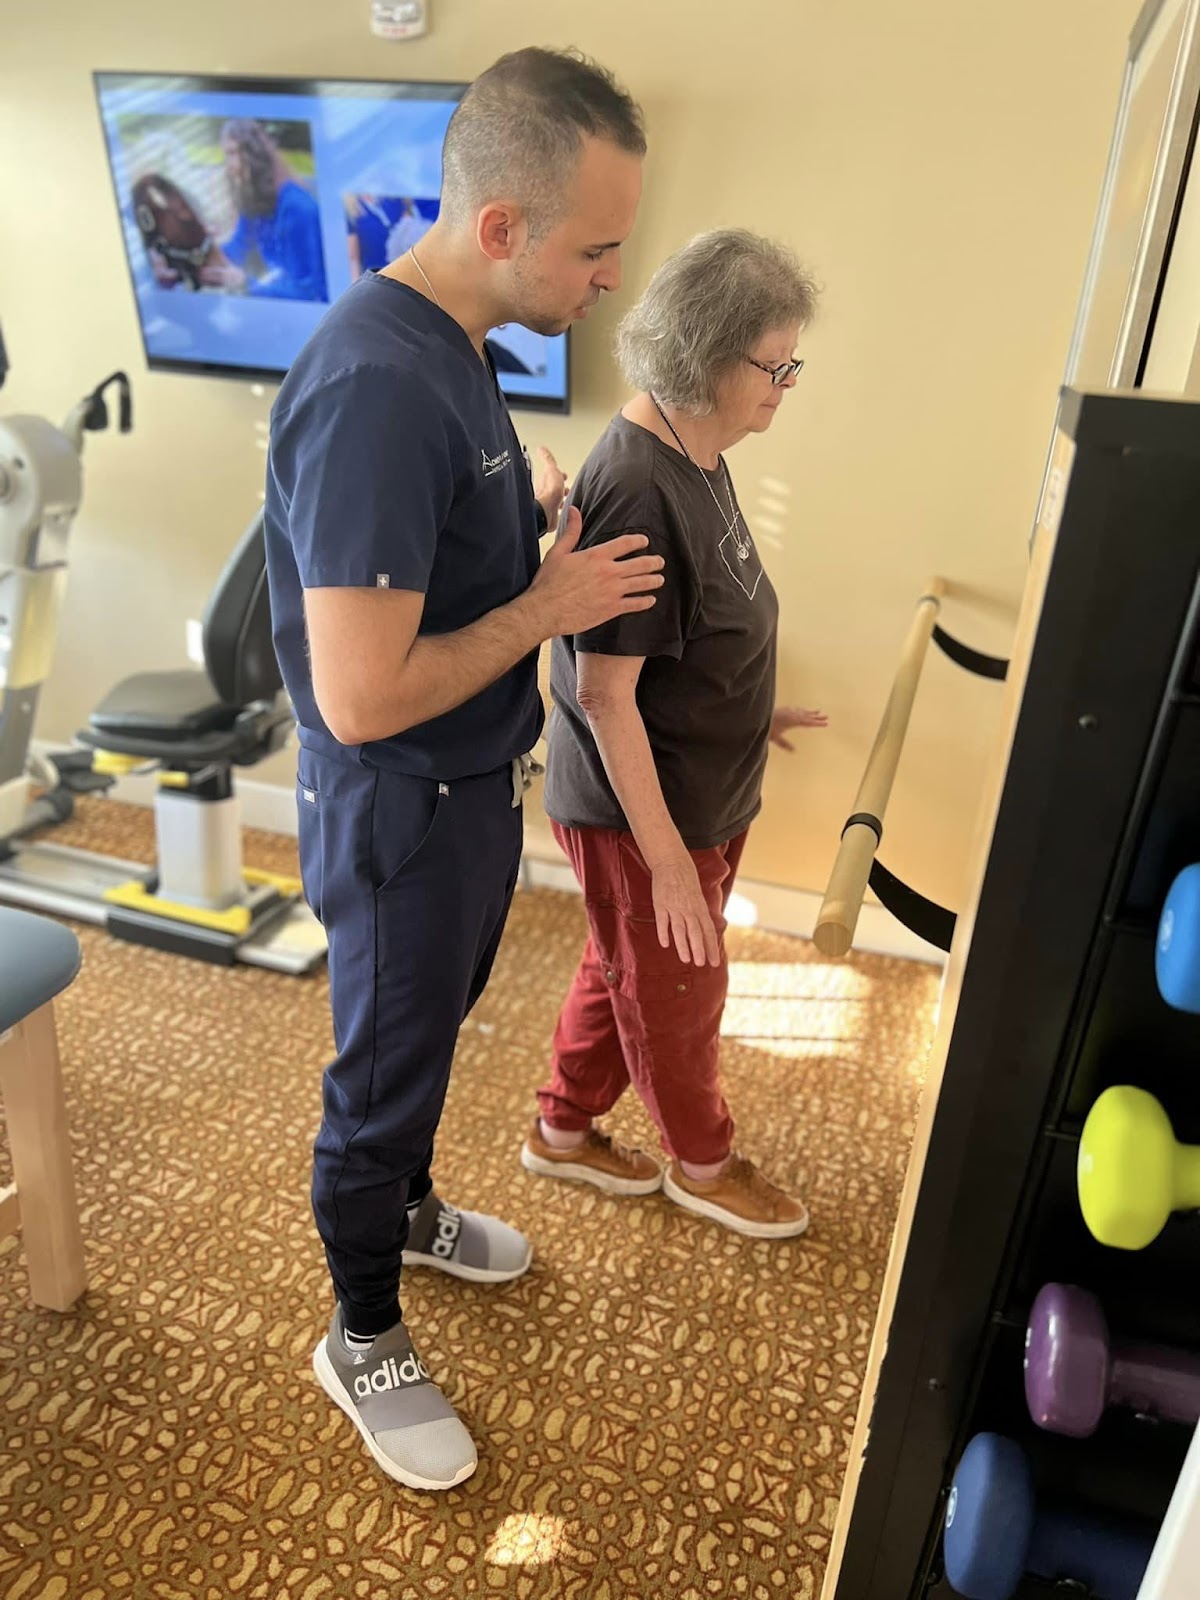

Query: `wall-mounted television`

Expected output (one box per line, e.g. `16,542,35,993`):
92,71,571,413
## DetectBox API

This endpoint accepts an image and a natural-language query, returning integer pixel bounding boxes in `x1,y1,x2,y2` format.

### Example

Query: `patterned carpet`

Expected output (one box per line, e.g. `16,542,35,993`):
0,796,938,1600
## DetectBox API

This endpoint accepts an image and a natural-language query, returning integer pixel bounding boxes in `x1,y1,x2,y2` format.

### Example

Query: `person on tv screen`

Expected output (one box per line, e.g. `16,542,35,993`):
345,199,532,374
484,331,535,375
198,118,329,302
346,195,435,279
132,172,226,291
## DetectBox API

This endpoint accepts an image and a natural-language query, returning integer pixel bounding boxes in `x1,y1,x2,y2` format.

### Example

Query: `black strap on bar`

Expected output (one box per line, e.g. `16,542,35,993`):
868,858,957,952
843,812,883,844
933,625,1009,681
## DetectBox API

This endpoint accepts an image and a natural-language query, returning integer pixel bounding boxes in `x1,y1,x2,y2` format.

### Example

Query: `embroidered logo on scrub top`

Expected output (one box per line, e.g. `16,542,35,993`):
481,447,512,478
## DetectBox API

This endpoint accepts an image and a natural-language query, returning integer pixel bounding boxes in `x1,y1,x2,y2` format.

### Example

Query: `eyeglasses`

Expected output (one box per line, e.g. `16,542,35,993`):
746,355,805,386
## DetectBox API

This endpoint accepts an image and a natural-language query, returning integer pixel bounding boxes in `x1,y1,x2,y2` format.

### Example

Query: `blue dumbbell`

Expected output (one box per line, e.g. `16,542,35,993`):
1156,863,1200,1013
943,1433,1153,1600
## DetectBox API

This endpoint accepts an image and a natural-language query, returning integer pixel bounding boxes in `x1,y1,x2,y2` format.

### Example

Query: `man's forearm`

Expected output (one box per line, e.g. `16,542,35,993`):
343,592,546,743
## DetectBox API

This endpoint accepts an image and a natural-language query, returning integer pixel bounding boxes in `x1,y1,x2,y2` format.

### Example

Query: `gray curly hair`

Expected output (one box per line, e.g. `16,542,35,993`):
616,229,819,415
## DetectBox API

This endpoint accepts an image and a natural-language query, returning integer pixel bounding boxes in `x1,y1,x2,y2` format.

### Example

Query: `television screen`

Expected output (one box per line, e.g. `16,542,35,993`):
92,72,571,412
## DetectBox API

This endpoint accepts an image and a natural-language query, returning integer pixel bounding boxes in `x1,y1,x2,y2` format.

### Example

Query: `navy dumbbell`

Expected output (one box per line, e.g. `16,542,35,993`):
1156,862,1200,1013
944,1432,1153,1600
1024,1282,1200,1437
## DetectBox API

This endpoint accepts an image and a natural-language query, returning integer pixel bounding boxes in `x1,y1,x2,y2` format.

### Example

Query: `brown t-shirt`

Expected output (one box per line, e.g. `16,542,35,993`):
544,413,779,850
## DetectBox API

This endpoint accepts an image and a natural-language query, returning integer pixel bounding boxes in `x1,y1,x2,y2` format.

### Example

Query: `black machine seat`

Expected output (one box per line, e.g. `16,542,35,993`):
91,669,239,738
78,510,294,769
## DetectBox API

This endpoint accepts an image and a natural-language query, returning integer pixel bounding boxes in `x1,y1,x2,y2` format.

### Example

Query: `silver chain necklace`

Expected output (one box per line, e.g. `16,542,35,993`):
408,247,493,375
408,246,442,308
649,393,751,562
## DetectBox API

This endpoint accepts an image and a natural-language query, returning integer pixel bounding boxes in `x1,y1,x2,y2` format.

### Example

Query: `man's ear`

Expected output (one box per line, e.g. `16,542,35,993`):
477,201,528,263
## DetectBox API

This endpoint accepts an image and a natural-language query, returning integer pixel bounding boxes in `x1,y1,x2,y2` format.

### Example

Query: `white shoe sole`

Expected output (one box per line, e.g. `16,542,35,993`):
520,1142,664,1196
662,1170,811,1239
312,1339,477,1492
400,1243,532,1283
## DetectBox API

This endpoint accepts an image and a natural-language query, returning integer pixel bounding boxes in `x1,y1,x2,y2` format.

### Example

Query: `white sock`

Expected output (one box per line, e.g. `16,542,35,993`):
540,1118,589,1151
344,1328,375,1351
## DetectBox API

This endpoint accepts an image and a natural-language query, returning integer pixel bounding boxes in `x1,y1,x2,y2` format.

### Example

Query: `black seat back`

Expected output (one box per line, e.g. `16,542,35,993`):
202,509,282,708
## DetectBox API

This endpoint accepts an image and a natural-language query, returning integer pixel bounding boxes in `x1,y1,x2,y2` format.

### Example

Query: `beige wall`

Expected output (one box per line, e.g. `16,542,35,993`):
0,0,1138,907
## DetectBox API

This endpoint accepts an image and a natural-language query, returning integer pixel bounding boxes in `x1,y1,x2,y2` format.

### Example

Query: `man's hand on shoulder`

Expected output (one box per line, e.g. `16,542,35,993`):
520,509,664,639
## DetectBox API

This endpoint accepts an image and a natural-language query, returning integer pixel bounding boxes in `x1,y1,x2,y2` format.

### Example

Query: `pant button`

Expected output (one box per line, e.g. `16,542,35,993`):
605,970,616,984
676,982,689,994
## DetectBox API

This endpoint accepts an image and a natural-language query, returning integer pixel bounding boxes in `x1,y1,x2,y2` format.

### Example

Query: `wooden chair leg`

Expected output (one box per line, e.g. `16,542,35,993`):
0,1002,86,1311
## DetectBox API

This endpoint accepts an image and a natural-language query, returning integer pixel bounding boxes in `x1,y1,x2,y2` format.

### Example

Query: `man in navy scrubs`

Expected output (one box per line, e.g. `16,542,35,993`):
265,48,657,1490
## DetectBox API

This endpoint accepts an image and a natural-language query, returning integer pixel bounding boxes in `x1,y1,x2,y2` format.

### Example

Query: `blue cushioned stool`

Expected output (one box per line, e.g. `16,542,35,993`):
0,907,86,1309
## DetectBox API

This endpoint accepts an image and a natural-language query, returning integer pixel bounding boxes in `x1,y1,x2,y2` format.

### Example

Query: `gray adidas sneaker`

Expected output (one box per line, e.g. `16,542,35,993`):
312,1307,477,1491
401,1189,532,1283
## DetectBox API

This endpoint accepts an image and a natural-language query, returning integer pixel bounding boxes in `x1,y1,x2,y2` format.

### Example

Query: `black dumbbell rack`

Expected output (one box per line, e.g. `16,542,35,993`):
827,388,1200,1600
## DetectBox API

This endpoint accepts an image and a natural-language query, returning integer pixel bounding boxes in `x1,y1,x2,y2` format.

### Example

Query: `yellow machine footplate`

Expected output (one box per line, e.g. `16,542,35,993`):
102,880,255,936
243,866,304,897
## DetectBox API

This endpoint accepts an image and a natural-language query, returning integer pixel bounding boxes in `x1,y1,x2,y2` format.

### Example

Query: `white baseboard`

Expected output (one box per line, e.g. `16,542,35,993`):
230,775,301,836
35,742,944,967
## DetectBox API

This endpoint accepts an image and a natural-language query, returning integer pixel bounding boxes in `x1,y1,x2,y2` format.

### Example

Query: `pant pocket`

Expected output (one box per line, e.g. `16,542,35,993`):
615,832,655,916
371,772,448,895
586,897,721,989
612,955,727,1009
296,769,323,922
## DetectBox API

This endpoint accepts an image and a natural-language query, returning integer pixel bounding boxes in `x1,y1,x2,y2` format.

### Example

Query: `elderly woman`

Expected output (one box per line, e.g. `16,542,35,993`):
522,229,826,1238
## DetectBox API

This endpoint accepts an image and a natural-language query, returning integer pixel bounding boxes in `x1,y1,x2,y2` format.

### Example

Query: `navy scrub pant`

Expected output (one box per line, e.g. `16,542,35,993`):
296,748,523,1336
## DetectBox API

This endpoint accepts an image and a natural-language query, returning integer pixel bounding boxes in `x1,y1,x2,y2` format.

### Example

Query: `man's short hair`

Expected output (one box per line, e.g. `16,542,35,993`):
441,48,646,239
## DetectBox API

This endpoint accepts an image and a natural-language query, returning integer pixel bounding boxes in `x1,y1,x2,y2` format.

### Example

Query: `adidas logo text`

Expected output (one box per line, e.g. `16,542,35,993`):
353,1353,430,1400
431,1203,462,1260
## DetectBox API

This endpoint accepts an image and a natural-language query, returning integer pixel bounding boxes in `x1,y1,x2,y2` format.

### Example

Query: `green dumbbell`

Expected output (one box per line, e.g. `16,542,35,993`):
1078,1086,1200,1250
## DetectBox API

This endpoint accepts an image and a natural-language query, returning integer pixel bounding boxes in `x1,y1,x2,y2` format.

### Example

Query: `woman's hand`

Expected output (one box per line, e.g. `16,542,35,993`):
531,444,568,533
650,850,721,966
148,248,180,288
199,257,248,292
770,705,829,751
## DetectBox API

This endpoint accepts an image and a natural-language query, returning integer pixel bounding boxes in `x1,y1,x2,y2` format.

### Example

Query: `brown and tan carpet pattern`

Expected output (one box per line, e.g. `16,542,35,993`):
0,798,938,1600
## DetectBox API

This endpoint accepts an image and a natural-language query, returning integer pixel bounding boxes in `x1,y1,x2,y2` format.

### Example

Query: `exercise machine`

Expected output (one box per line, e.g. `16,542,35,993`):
0,327,325,974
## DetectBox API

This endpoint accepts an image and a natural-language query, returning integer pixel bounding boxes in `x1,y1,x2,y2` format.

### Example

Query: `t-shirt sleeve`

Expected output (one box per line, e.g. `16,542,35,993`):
572,487,691,661
270,364,454,594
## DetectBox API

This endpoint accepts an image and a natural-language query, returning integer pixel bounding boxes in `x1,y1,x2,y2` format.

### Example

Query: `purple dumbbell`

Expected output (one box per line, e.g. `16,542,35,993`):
1025,1282,1200,1437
